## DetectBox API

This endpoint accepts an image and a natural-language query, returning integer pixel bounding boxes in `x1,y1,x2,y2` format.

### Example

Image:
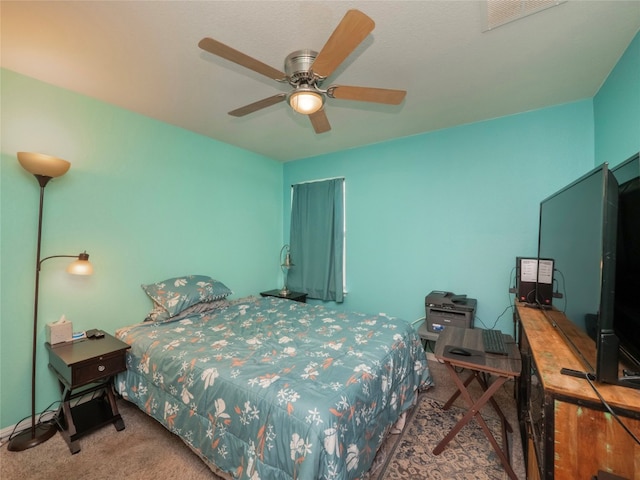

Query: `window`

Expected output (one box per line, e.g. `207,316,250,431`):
287,178,345,302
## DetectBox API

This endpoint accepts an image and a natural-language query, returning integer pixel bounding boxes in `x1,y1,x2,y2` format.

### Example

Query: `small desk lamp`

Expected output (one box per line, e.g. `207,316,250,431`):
8,153,93,452
279,244,294,296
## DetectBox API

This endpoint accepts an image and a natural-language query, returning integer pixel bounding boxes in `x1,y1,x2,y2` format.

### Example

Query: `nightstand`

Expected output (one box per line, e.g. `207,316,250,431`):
46,331,130,454
260,289,307,303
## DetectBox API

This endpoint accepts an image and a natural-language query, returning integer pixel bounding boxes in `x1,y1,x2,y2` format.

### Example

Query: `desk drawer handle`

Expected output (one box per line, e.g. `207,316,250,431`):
98,365,106,372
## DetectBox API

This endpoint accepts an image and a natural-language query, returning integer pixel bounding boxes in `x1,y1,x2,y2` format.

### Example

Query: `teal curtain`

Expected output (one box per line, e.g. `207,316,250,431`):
287,178,344,302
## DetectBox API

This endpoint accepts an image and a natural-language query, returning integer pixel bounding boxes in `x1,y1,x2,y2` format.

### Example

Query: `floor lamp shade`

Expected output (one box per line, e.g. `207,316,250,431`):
18,152,70,178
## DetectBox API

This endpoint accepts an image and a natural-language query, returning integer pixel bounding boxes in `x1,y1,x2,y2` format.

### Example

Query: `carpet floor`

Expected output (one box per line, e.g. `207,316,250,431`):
0,360,525,479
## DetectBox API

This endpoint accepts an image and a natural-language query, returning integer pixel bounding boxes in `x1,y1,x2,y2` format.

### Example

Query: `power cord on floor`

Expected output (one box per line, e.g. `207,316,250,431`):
3,400,60,444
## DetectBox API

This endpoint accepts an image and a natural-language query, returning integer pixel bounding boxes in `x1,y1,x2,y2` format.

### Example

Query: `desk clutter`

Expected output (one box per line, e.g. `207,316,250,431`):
419,291,515,358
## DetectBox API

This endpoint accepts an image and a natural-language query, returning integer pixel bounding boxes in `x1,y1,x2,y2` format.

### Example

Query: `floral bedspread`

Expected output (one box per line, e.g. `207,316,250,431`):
115,296,431,480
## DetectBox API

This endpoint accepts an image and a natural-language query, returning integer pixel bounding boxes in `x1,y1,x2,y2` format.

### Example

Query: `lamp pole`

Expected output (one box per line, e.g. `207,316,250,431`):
8,175,58,450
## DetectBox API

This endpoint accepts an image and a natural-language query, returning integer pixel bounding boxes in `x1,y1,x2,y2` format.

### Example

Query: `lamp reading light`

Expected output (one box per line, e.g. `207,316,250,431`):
66,252,93,275
288,88,324,115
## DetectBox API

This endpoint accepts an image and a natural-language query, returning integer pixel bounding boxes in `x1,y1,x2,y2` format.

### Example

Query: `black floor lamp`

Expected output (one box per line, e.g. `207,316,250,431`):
8,152,93,452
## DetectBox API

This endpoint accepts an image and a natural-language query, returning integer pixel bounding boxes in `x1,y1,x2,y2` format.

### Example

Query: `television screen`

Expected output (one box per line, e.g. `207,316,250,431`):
612,153,640,372
537,163,618,377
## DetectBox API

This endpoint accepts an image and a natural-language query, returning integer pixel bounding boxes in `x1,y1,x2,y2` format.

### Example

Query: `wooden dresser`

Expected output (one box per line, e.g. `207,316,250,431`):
516,303,640,479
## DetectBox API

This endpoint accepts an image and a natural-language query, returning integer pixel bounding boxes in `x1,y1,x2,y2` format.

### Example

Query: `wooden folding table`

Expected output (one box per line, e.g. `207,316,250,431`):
433,326,521,480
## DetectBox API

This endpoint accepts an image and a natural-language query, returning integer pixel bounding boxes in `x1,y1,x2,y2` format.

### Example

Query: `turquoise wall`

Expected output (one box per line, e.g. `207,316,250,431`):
282,30,640,336
283,102,595,330
0,69,283,428
1,29,637,432
594,31,640,167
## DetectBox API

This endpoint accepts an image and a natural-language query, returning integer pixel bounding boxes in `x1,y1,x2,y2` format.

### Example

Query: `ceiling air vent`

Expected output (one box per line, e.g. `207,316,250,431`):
482,0,567,31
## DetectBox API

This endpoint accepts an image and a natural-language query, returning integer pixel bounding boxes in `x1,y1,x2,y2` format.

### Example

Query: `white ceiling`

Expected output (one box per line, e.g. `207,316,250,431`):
2,1,639,162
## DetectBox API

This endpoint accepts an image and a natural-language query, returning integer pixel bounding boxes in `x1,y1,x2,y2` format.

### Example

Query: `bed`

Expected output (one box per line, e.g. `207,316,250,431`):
115,275,432,480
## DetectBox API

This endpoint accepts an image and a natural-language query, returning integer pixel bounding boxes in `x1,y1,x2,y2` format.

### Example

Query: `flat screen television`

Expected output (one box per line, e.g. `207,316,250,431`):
611,153,640,377
537,155,640,389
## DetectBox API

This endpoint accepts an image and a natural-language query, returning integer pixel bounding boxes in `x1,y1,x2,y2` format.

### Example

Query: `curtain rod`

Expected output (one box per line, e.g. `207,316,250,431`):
291,176,345,187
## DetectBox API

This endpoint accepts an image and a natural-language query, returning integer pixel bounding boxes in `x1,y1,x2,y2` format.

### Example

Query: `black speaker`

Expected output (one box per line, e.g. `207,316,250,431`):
535,258,554,306
515,257,555,306
596,330,619,383
515,257,537,303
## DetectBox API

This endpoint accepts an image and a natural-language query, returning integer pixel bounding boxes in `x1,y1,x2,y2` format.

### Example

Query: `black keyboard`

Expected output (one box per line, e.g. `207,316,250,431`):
482,329,509,355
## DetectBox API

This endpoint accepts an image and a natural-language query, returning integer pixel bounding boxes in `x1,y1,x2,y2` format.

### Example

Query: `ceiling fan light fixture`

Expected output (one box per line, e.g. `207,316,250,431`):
199,10,401,133
288,89,324,115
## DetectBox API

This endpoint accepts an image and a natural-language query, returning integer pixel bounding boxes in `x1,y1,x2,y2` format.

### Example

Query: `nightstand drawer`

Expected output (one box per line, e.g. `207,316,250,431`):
73,353,126,385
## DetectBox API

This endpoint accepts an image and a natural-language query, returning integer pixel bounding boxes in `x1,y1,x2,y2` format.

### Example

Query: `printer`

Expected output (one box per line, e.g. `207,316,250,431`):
425,291,477,337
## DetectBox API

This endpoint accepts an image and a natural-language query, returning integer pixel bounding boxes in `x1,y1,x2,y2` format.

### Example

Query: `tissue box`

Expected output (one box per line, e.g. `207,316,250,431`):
46,321,73,344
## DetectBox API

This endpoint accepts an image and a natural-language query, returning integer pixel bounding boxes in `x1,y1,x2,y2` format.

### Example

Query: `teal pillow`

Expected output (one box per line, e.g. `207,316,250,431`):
142,275,232,317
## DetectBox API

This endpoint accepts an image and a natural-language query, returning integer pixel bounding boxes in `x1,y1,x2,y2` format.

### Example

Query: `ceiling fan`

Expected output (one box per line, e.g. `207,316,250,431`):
198,9,406,134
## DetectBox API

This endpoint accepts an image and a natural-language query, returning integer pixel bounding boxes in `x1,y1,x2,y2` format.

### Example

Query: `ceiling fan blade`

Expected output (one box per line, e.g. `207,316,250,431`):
309,109,331,134
199,37,286,81
328,85,406,105
228,94,286,117
311,10,375,79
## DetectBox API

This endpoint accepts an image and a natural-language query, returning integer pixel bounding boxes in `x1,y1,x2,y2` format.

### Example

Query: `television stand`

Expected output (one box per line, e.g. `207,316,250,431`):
516,303,640,479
